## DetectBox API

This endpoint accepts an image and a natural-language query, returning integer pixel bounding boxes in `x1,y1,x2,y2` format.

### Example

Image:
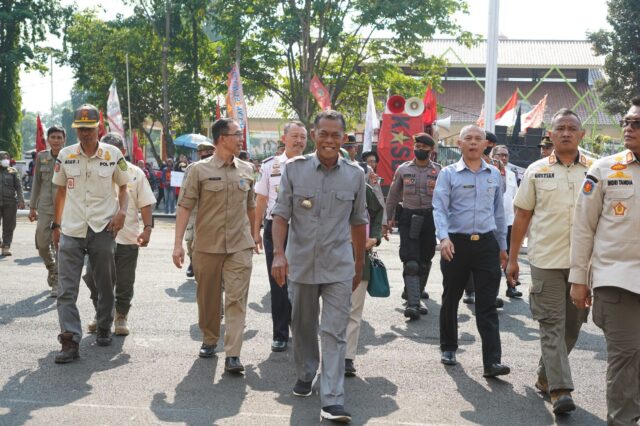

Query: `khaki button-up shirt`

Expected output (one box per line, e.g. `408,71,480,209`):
513,152,591,269
569,150,640,294
30,150,58,215
178,154,256,254
52,142,130,238
385,159,441,218
271,154,369,284
116,162,156,246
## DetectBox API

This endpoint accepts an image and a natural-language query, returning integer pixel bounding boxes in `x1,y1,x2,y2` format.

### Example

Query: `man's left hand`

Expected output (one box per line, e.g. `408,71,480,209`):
137,228,152,247
108,210,126,237
353,261,364,291
570,283,592,309
499,250,508,270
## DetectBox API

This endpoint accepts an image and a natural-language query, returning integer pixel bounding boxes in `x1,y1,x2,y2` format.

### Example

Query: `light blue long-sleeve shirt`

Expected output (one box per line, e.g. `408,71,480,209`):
433,158,507,250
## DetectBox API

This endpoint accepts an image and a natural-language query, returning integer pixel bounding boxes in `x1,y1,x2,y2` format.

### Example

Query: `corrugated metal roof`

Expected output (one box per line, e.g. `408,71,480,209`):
424,39,604,68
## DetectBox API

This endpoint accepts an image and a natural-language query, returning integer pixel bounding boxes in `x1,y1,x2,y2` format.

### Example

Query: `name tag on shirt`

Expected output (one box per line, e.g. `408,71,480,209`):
208,177,222,181
463,185,475,189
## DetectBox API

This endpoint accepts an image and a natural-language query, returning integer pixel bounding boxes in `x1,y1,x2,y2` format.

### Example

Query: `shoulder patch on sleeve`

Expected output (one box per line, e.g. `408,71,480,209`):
117,157,128,171
582,176,598,195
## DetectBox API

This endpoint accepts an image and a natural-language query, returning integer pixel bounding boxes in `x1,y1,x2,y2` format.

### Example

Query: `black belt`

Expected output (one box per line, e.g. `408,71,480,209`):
449,232,494,241
404,208,433,215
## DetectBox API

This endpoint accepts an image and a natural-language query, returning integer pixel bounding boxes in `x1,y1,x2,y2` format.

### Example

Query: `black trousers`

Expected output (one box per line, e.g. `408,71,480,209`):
263,219,291,342
398,208,436,275
440,233,502,367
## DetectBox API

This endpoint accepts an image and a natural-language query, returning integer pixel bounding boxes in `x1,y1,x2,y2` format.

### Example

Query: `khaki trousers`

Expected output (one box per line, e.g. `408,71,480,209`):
194,249,252,357
529,265,588,392
35,211,57,285
345,279,368,360
593,286,640,426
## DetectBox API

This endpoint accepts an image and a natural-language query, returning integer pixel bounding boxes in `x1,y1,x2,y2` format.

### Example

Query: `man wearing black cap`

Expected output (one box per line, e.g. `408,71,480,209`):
343,135,358,162
51,104,130,363
538,136,554,158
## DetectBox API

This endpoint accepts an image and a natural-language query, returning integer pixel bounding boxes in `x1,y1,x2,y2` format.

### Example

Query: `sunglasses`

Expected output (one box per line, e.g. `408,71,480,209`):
620,119,640,130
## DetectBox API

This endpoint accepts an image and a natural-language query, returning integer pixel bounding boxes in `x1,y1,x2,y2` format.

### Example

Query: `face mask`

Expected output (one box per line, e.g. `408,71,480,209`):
0,159,9,168
414,149,429,161
483,146,493,156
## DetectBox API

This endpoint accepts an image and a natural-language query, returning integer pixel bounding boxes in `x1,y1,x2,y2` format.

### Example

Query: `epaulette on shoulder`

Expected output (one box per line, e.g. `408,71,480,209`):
285,155,308,164
432,161,442,169
262,156,275,164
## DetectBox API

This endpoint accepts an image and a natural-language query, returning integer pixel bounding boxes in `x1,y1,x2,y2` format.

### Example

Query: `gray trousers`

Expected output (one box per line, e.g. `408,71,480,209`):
290,280,351,407
0,202,17,247
57,229,116,342
84,243,139,316
593,286,640,426
529,266,588,392
35,212,57,285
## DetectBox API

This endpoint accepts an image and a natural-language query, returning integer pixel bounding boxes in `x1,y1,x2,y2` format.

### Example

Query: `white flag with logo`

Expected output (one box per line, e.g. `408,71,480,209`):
363,85,379,152
107,79,125,138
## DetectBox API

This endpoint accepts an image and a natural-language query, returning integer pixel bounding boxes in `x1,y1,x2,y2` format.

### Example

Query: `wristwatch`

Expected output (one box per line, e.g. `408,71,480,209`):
143,224,153,230
50,222,61,230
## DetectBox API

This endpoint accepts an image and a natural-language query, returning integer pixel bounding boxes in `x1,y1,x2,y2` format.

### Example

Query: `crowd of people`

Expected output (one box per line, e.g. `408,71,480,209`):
1,98,639,425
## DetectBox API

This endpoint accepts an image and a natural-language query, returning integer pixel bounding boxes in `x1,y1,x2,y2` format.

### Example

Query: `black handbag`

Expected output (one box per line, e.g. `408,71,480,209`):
367,251,390,297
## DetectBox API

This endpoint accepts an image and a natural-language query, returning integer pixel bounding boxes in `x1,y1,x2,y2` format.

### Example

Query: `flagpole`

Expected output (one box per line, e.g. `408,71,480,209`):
484,0,500,132
126,53,134,158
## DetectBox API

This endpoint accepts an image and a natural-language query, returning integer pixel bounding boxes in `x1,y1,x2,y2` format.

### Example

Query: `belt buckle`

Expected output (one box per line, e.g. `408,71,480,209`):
470,234,480,241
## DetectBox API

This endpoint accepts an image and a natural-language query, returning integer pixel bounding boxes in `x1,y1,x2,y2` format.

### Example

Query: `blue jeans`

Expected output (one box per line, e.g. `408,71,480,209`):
164,187,175,214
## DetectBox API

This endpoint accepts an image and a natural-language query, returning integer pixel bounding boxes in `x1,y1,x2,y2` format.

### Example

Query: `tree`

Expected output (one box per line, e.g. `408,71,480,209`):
589,0,640,116
20,111,37,151
0,0,73,158
208,0,474,133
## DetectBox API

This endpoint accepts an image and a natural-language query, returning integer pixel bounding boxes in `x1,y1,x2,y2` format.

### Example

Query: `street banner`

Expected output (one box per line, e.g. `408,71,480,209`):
226,63,249,150
377,113,423,187
310,75,332,110
107,79,125,137
363,85,379,152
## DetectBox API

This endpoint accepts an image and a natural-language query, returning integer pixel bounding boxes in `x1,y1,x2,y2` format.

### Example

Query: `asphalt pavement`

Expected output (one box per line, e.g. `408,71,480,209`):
0,217,608,425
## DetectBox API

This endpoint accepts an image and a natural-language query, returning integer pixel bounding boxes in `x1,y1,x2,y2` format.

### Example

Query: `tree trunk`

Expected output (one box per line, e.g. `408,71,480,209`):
162,0,173,158
191,7,201,132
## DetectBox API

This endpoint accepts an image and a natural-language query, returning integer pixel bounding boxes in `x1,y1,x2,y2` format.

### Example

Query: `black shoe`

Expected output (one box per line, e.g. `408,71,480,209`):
495,298,504,308
292,379,313,397
345,359,356,377
418,302,428,315
224,356,244,373
403,306,420,320
186,261,194,278
506,287,522,298
401,289,408,300
96,328,112,346
463,292,475,304
421,290,429,299
483,363,511,378
441,351,457,365
321,405,352,423
271,340,287,352
199,343,215,358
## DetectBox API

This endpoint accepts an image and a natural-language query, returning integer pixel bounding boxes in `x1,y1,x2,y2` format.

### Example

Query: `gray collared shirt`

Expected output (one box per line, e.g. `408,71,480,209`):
271,153,368,284
433,157,507,250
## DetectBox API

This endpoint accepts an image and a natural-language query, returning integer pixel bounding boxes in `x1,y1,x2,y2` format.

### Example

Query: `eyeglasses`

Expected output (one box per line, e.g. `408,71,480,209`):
620,119,640,130
223,132,243,138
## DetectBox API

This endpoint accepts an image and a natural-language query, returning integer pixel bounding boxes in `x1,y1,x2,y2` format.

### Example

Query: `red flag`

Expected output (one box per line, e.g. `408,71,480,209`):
133,131,144,162
495,90,519,126
310,75,332,110
422,85,437,125
98,110,107,139
377,112,424,187
35,114,46,152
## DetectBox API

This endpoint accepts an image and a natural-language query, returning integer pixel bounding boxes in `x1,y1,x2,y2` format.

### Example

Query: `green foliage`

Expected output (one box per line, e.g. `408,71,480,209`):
207,0,475,129
20,111,37,152
589,0,640,116
0,0,73,157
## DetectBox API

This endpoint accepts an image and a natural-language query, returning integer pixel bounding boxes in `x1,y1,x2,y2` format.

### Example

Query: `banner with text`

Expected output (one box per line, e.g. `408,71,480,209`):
377,113,424,187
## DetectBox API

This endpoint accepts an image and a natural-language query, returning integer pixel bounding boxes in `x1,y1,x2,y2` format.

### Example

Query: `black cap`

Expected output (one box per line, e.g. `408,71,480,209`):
485,131,498,144
72,104,100,128
361,151,379,162
538,136,553,147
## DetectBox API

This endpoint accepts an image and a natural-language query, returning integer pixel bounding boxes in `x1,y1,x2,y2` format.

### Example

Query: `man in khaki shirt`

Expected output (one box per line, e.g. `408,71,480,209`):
173,118,257,374
28,125,65,297
51,104,130,363
84,133,156,336
507,109,591,414
570,96,640,425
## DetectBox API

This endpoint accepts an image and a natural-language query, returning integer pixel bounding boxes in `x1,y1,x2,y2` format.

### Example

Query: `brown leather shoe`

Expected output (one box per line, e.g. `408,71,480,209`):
551,389,576,414
54,332,79,364
535,376,549,394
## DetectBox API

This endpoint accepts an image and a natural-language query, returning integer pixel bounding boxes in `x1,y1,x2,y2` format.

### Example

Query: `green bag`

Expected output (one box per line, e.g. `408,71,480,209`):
367,252,390,297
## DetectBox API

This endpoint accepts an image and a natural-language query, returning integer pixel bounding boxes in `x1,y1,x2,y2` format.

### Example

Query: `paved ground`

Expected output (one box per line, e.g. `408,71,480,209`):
0,217,608,425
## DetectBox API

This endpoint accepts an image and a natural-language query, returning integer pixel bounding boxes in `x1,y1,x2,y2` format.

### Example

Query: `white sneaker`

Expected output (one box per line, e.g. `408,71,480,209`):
114,313,129,336
87,315,97,333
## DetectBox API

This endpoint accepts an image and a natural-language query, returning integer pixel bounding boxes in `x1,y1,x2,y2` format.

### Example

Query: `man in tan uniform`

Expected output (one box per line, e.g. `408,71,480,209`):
570,96,640,426
51,104,130,363
172,118,257,373
29,125,65,297
507,109,591,414
181,141,215,278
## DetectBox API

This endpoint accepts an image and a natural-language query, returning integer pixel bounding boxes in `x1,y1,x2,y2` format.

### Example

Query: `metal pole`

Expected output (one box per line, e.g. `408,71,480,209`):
484,0,500,132
50,53,54,120
125,53,134,158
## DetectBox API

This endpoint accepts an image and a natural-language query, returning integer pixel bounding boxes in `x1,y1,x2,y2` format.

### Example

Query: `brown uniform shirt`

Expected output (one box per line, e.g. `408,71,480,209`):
385,159,441,218
178,153,256,254
30,150,58,215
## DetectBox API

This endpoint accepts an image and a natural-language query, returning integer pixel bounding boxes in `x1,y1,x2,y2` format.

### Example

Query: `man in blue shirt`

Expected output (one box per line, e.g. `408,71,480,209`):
433,124,510,378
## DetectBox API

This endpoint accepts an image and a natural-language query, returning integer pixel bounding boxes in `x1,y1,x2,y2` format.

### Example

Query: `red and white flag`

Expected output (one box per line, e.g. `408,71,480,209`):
521,94,548,131
106,80,125,138
226,63,249,150
35,114,46,152
310,75,332,110
495,90,519,126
